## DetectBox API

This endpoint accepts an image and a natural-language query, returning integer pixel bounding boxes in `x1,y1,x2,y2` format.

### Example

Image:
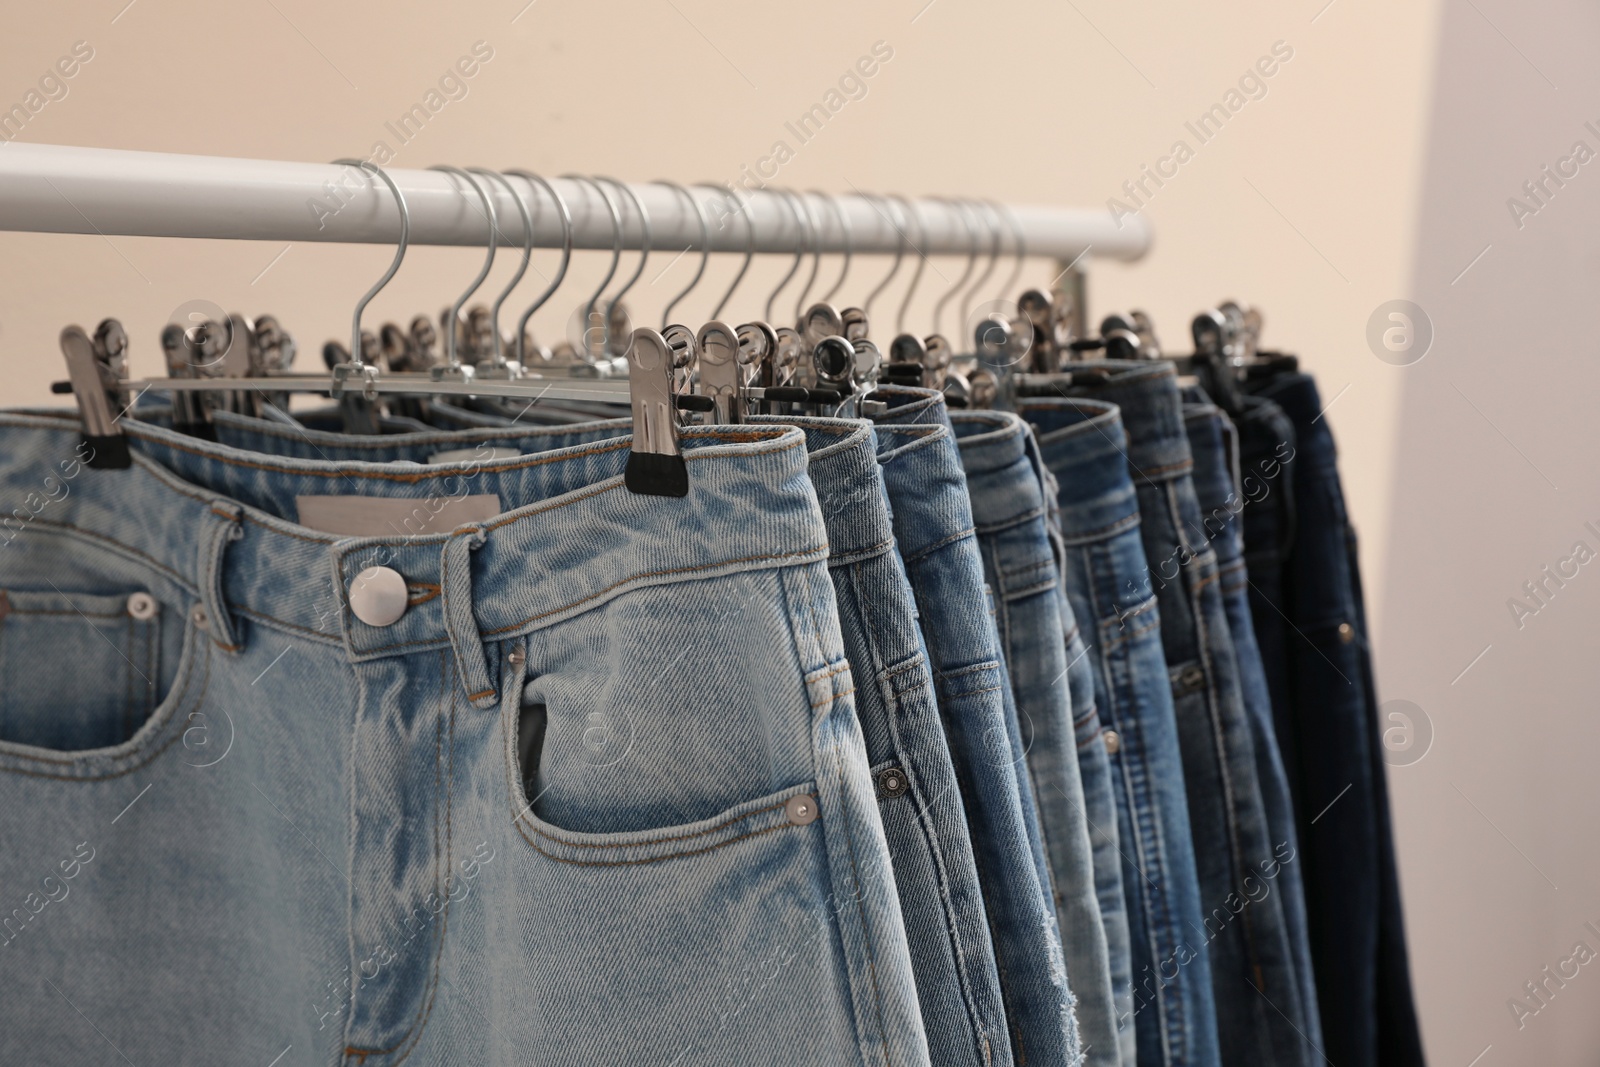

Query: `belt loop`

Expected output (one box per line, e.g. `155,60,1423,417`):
197,501,245,653
441,523,497,709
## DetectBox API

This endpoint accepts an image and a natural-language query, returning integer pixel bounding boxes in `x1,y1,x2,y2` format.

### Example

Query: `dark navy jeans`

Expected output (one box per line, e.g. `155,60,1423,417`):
1183,393,1323,1061
1241,375,1426,1067
1020,396,1221,1067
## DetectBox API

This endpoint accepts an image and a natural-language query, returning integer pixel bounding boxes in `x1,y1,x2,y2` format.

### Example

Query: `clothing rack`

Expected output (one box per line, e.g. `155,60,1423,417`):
0,144,1151,267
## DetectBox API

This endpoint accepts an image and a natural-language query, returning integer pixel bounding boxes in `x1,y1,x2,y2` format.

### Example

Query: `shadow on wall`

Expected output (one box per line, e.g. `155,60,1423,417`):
1382,0,1600,1063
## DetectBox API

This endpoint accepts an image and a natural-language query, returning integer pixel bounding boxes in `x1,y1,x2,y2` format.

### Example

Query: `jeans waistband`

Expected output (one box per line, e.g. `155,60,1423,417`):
867,384,954,431
207,407,632,460
1054,359,1192,481
867,422,974,564
1181,398,1245,567
747,415,894,562
0,412,829,667
1247,370,1338,472
947,411,1047,531
1016,398,1142,542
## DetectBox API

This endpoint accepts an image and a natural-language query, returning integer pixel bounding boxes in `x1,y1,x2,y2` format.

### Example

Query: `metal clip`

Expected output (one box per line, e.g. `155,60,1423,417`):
623,327,688,498
697,320,747,425
58,320,131,469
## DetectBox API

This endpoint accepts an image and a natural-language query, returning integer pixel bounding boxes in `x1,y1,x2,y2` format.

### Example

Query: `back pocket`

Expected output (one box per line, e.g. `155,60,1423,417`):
0,588,164,751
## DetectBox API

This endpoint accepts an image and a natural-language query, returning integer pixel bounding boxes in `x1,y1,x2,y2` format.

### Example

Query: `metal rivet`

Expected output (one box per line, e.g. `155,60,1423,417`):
876,767,910,799
1337,622,1355,644
1103,729,1121,755
126,592,158,621
507,648,526,668
785,794,820,826
349,566,408,628
190,603,208,630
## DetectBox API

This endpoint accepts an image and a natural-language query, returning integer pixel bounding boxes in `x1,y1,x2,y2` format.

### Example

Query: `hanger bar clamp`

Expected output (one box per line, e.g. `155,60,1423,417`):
0,143,1151,262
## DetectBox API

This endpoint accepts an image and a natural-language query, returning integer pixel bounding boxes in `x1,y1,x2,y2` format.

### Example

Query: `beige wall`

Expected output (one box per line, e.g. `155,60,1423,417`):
6,0,1520,1058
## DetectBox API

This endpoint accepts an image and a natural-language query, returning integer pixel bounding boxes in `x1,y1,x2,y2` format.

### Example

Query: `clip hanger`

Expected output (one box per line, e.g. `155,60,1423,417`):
57,319,131,469
623,327,688,498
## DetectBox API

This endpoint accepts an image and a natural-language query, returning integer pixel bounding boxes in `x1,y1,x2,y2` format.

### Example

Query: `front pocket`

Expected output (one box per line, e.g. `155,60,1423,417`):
0,588,165,751
512,779,820,866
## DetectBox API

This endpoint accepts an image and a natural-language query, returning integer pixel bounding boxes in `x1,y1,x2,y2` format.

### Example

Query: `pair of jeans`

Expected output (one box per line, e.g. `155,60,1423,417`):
1057,361,1307,1065
1182,393,1323,1058
0,409,931,1066
950,409,1120,1067
1241,374,1426,1066
871,395,1082,1065
207,403,1016,1066
1038,433,1138,1067
755,415,1014,1066
1019,396,1220,1067
901,385,1132,1066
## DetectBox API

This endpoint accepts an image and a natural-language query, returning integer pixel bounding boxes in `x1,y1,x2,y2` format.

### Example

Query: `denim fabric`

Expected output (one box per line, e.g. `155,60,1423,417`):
1241,374,1426,1067
1182,394,1323,1060
951,409,1122,1067
1038,433,1137,1067
871,407,1082,1066
1019,396,1219,1067
197,405,1014,1066
752,415,1014,1067
0,410,931,1067
1057,362,1303,1065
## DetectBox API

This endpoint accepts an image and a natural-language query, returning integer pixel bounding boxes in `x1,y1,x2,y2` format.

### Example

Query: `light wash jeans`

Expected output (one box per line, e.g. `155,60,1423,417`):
0,410,931,1067
952,409,1119,1067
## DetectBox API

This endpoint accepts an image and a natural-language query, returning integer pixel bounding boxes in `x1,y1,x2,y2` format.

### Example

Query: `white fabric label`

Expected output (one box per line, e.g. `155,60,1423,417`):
295,494,503,537
427,447,522,464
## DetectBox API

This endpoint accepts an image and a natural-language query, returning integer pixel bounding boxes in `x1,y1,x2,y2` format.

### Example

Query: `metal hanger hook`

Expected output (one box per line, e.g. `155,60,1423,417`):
561,174,622,360
792,192,824,324
814,189,853,304
703,184,755,321
996,201,1028,303
862,192,906,324
597,177,651,326
331,158,409,370
960,199,1003,328
468,168,533,369
894,195,928,336
429,164,499,369
765,189,808,325
653,180,709,327
932,198,979,339
504,169,573,364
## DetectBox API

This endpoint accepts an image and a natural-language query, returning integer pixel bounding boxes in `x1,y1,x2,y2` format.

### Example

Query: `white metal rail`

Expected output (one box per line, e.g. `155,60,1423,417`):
0,143,1151,264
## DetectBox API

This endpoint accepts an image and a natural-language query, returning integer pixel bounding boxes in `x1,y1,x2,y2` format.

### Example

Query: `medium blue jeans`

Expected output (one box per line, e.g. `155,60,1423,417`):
756,415,1014,1067
952,409,1121,1067
1039,433,1138,1067
1058,362,1305,1065
869,398,1083,1066
0,409,932,1067
1019,396,1221,1067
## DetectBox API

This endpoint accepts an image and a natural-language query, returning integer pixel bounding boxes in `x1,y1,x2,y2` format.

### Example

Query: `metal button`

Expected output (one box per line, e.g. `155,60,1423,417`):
876,767,910,799
1103,729,1121,755
349,567,408,627
507,647,526,668
126,592,158,621
190,603,208,631
1337,622,1355,644
785,794,820,826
